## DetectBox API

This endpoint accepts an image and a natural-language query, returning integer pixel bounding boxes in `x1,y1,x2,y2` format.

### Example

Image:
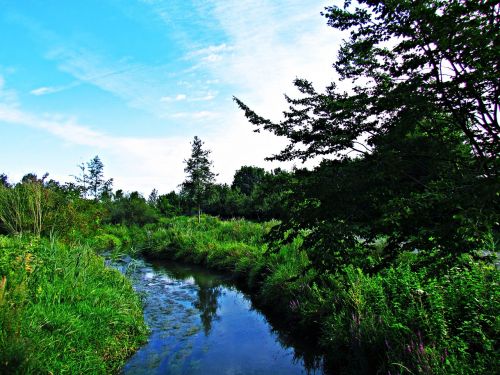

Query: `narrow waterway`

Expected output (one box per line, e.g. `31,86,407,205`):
109,256,324,375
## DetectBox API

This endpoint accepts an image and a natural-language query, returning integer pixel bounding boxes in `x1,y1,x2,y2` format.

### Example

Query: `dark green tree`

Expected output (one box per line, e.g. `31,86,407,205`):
157,191,182,217
148,188,159,207
235,0,499,174
0,174,9,188
106,191,158,226
88,156,113,200
231,166,266,195
235,0,499,271
181,136,216,223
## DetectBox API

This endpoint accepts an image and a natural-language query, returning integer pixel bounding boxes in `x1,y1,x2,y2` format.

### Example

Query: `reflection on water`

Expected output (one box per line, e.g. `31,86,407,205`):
109,256,325,375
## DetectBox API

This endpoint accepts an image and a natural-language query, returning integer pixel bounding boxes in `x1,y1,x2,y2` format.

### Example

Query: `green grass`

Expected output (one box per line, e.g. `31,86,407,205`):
0,235,148,374
106,215,499,375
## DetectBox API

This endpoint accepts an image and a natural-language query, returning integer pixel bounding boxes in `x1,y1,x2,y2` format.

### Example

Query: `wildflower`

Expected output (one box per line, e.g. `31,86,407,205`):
24,253,34,273
419,342,425,354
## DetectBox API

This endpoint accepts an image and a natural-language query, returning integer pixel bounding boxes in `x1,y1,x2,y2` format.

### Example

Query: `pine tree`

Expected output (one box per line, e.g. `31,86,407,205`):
181,136,215,223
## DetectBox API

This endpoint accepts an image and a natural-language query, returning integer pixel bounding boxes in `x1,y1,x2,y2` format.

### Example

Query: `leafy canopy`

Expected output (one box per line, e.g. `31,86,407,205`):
235,0,499,272
235,0,499,175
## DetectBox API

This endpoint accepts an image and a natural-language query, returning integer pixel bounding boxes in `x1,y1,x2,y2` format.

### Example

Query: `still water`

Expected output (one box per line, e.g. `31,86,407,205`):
109,256,324,375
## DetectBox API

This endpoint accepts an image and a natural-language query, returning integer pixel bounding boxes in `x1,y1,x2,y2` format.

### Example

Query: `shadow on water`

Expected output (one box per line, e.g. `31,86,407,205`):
108,256,326,375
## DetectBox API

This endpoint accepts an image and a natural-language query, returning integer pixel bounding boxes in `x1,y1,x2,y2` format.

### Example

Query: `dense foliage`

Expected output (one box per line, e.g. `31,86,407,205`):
235,0,499,274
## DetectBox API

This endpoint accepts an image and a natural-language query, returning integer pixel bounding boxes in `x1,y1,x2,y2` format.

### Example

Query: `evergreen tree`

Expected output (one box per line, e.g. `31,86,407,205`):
74,156,113,200
181,136,216,223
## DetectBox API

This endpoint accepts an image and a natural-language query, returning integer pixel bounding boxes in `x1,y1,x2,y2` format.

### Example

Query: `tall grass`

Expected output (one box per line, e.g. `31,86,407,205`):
110,215,499,374
0,183,46,236
0,235,148,374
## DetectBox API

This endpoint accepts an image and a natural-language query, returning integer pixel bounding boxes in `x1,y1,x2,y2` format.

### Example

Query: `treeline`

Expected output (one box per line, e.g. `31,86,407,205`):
0,163,291,236
157,166,291,221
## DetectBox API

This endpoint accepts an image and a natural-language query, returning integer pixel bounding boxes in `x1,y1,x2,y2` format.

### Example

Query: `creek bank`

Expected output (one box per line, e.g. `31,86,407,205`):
98,217,499,375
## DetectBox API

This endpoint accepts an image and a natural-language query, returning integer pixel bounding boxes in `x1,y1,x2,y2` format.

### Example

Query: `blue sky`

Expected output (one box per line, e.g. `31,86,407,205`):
0,0,342,194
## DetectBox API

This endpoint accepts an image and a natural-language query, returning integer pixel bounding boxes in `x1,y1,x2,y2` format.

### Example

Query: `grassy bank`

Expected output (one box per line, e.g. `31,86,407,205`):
0,235,148,374
98,216,499,375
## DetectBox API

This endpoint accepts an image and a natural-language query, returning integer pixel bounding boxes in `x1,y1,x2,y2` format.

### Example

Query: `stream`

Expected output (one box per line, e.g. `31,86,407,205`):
108,256,325,375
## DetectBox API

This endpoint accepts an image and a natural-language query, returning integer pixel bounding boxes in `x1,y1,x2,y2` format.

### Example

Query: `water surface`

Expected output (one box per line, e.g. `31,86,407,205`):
110,256,324,375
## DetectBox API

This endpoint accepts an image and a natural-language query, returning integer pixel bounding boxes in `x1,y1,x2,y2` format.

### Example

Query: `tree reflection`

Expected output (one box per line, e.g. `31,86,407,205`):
194,280,221,335
159,262,224,336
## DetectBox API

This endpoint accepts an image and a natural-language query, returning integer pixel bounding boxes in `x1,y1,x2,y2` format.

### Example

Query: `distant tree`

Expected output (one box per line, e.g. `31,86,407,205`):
0,174,9,188
181,136,216,223
106,191,158,226
114,189,124,200
148,188,159,207
73,163,89,198
21,172,48,184
75,156,113,200
157,191,182,217
87,156,112,200
232,166,266,196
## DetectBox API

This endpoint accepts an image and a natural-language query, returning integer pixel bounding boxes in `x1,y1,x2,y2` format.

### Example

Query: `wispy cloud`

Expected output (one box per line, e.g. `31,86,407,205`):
161,91,216,103
2,1,346,193
0,78,189,192
160,94,187,102
172,110,217,119
186,43,234,65
30,81,80,96
187,43,234,58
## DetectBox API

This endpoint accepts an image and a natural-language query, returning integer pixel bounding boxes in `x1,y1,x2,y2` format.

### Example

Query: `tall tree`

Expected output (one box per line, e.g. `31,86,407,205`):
74,156,113,200
235,0,499,175
234,0,499,271
231,166,266,196
181,136,216,223
148,188,159,207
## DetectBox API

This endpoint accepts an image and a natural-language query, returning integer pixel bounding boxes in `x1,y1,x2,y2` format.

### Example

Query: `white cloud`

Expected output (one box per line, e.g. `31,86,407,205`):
204,0,341,115
187,43,234,58
160,94,187,102
30,81,80,96
202,54,222,63
30,86,57,96
172,110,216,119
190,92,217,101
